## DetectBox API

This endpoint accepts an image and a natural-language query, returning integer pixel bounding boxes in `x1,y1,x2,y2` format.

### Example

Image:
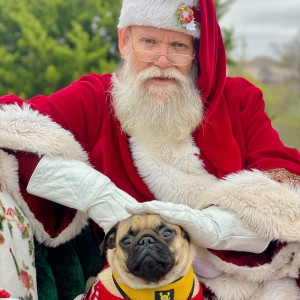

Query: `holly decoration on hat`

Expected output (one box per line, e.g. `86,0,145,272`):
177,5,196,32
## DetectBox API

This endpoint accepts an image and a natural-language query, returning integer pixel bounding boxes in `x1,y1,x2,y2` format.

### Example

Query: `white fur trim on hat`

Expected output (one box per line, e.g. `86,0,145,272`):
118,0,200,38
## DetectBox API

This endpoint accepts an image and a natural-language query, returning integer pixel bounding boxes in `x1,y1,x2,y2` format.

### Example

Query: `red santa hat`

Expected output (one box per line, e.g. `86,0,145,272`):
118,0,200,38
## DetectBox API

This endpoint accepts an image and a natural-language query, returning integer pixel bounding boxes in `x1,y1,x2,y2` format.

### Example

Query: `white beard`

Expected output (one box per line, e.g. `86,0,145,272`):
111,58,203,143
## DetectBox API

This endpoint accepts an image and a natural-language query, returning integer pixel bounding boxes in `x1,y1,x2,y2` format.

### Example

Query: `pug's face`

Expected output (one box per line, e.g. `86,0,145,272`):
103,214,195,289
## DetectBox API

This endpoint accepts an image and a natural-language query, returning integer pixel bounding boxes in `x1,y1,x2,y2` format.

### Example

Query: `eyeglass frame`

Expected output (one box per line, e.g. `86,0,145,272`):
129,28,196,67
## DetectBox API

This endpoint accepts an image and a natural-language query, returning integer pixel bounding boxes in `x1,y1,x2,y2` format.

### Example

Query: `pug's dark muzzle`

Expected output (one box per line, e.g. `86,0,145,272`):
126,234,175,282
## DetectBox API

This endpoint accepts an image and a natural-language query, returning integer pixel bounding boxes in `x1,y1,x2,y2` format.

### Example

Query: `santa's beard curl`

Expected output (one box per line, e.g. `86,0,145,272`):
111,56,203,143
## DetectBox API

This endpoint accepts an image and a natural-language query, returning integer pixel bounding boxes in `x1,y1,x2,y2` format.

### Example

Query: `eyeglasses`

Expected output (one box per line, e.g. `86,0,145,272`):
129,27,195,67
131,46,195,66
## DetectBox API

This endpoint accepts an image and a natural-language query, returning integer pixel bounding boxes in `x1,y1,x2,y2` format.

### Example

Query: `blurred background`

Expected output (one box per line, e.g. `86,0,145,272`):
219,0,300,150
0,0,299,149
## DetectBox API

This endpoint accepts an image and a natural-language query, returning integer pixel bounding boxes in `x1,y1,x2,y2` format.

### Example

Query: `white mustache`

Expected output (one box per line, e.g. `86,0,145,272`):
136,67,186,84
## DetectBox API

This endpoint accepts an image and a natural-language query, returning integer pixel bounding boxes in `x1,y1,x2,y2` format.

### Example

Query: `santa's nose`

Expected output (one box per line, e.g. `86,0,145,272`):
154,54,171,68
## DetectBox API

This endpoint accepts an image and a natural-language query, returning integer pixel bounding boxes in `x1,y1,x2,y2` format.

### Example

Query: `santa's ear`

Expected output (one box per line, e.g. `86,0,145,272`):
100,224,118,255
118,27,130,59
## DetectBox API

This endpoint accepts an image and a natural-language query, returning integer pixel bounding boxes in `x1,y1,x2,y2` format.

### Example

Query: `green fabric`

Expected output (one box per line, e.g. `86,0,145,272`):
35,241,58,300
35,223,104,300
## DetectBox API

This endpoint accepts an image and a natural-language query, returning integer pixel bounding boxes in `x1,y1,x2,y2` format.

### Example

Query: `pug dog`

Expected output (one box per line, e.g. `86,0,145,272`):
82,214,202,300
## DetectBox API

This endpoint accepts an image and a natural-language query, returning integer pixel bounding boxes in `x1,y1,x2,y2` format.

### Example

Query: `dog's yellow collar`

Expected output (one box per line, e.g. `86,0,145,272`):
112,267,195,300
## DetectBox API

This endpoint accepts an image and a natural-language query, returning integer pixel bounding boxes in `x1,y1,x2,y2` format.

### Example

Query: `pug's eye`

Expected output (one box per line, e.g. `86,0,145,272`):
120,237,133,247
161,229,174,239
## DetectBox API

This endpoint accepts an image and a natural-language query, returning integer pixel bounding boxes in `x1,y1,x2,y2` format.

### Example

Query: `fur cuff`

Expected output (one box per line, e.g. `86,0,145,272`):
200,169,300,242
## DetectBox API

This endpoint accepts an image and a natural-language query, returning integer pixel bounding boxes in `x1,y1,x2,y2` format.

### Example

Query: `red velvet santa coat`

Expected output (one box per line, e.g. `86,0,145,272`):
2,72,299,239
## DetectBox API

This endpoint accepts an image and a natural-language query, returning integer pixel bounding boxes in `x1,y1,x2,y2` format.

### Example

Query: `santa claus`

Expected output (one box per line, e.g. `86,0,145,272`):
0,0,299,299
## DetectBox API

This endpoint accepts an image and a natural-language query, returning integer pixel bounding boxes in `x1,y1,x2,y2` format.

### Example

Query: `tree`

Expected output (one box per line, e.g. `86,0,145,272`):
0,0,236,98
213,0,236,64
0,0,121,98
213,0,235,20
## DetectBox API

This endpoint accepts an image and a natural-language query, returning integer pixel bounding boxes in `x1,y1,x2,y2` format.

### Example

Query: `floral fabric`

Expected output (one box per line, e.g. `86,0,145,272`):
0,187,37,300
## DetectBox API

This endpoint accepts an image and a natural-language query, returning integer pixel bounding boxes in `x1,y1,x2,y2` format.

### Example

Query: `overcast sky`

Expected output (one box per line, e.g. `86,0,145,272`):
219,0,300,60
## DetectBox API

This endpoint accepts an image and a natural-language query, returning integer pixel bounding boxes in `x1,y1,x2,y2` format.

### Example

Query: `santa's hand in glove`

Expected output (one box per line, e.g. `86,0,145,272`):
126,201,270,253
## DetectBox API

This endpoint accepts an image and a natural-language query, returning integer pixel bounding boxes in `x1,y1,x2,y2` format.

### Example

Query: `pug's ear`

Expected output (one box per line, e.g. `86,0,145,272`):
100,224,118,255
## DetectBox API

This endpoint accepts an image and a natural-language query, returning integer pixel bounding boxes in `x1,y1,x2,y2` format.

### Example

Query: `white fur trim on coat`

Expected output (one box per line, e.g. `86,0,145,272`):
129,137,218,208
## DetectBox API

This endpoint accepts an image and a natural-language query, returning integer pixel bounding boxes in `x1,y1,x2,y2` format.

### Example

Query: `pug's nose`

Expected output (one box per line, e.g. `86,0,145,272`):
138,236,155,247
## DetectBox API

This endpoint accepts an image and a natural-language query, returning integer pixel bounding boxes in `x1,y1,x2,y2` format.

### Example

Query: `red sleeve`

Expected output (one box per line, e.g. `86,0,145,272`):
0,73,113,178
227,78,300,175
28,73,111,153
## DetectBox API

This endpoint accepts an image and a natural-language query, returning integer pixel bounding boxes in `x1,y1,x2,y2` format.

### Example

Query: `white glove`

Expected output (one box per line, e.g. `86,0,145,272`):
126,201,270,253
27,156,137,233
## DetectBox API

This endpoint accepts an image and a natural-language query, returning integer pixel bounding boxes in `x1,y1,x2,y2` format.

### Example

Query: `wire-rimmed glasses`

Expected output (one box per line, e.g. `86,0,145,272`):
131,45,195,66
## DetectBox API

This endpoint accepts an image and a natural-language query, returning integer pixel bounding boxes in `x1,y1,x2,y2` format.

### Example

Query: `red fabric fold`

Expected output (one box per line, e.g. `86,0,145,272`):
14,151,41,185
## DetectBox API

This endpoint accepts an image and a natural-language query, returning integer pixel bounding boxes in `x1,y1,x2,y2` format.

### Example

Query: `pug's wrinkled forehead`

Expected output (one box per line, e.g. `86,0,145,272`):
121,214,169,232
117,214,190,242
